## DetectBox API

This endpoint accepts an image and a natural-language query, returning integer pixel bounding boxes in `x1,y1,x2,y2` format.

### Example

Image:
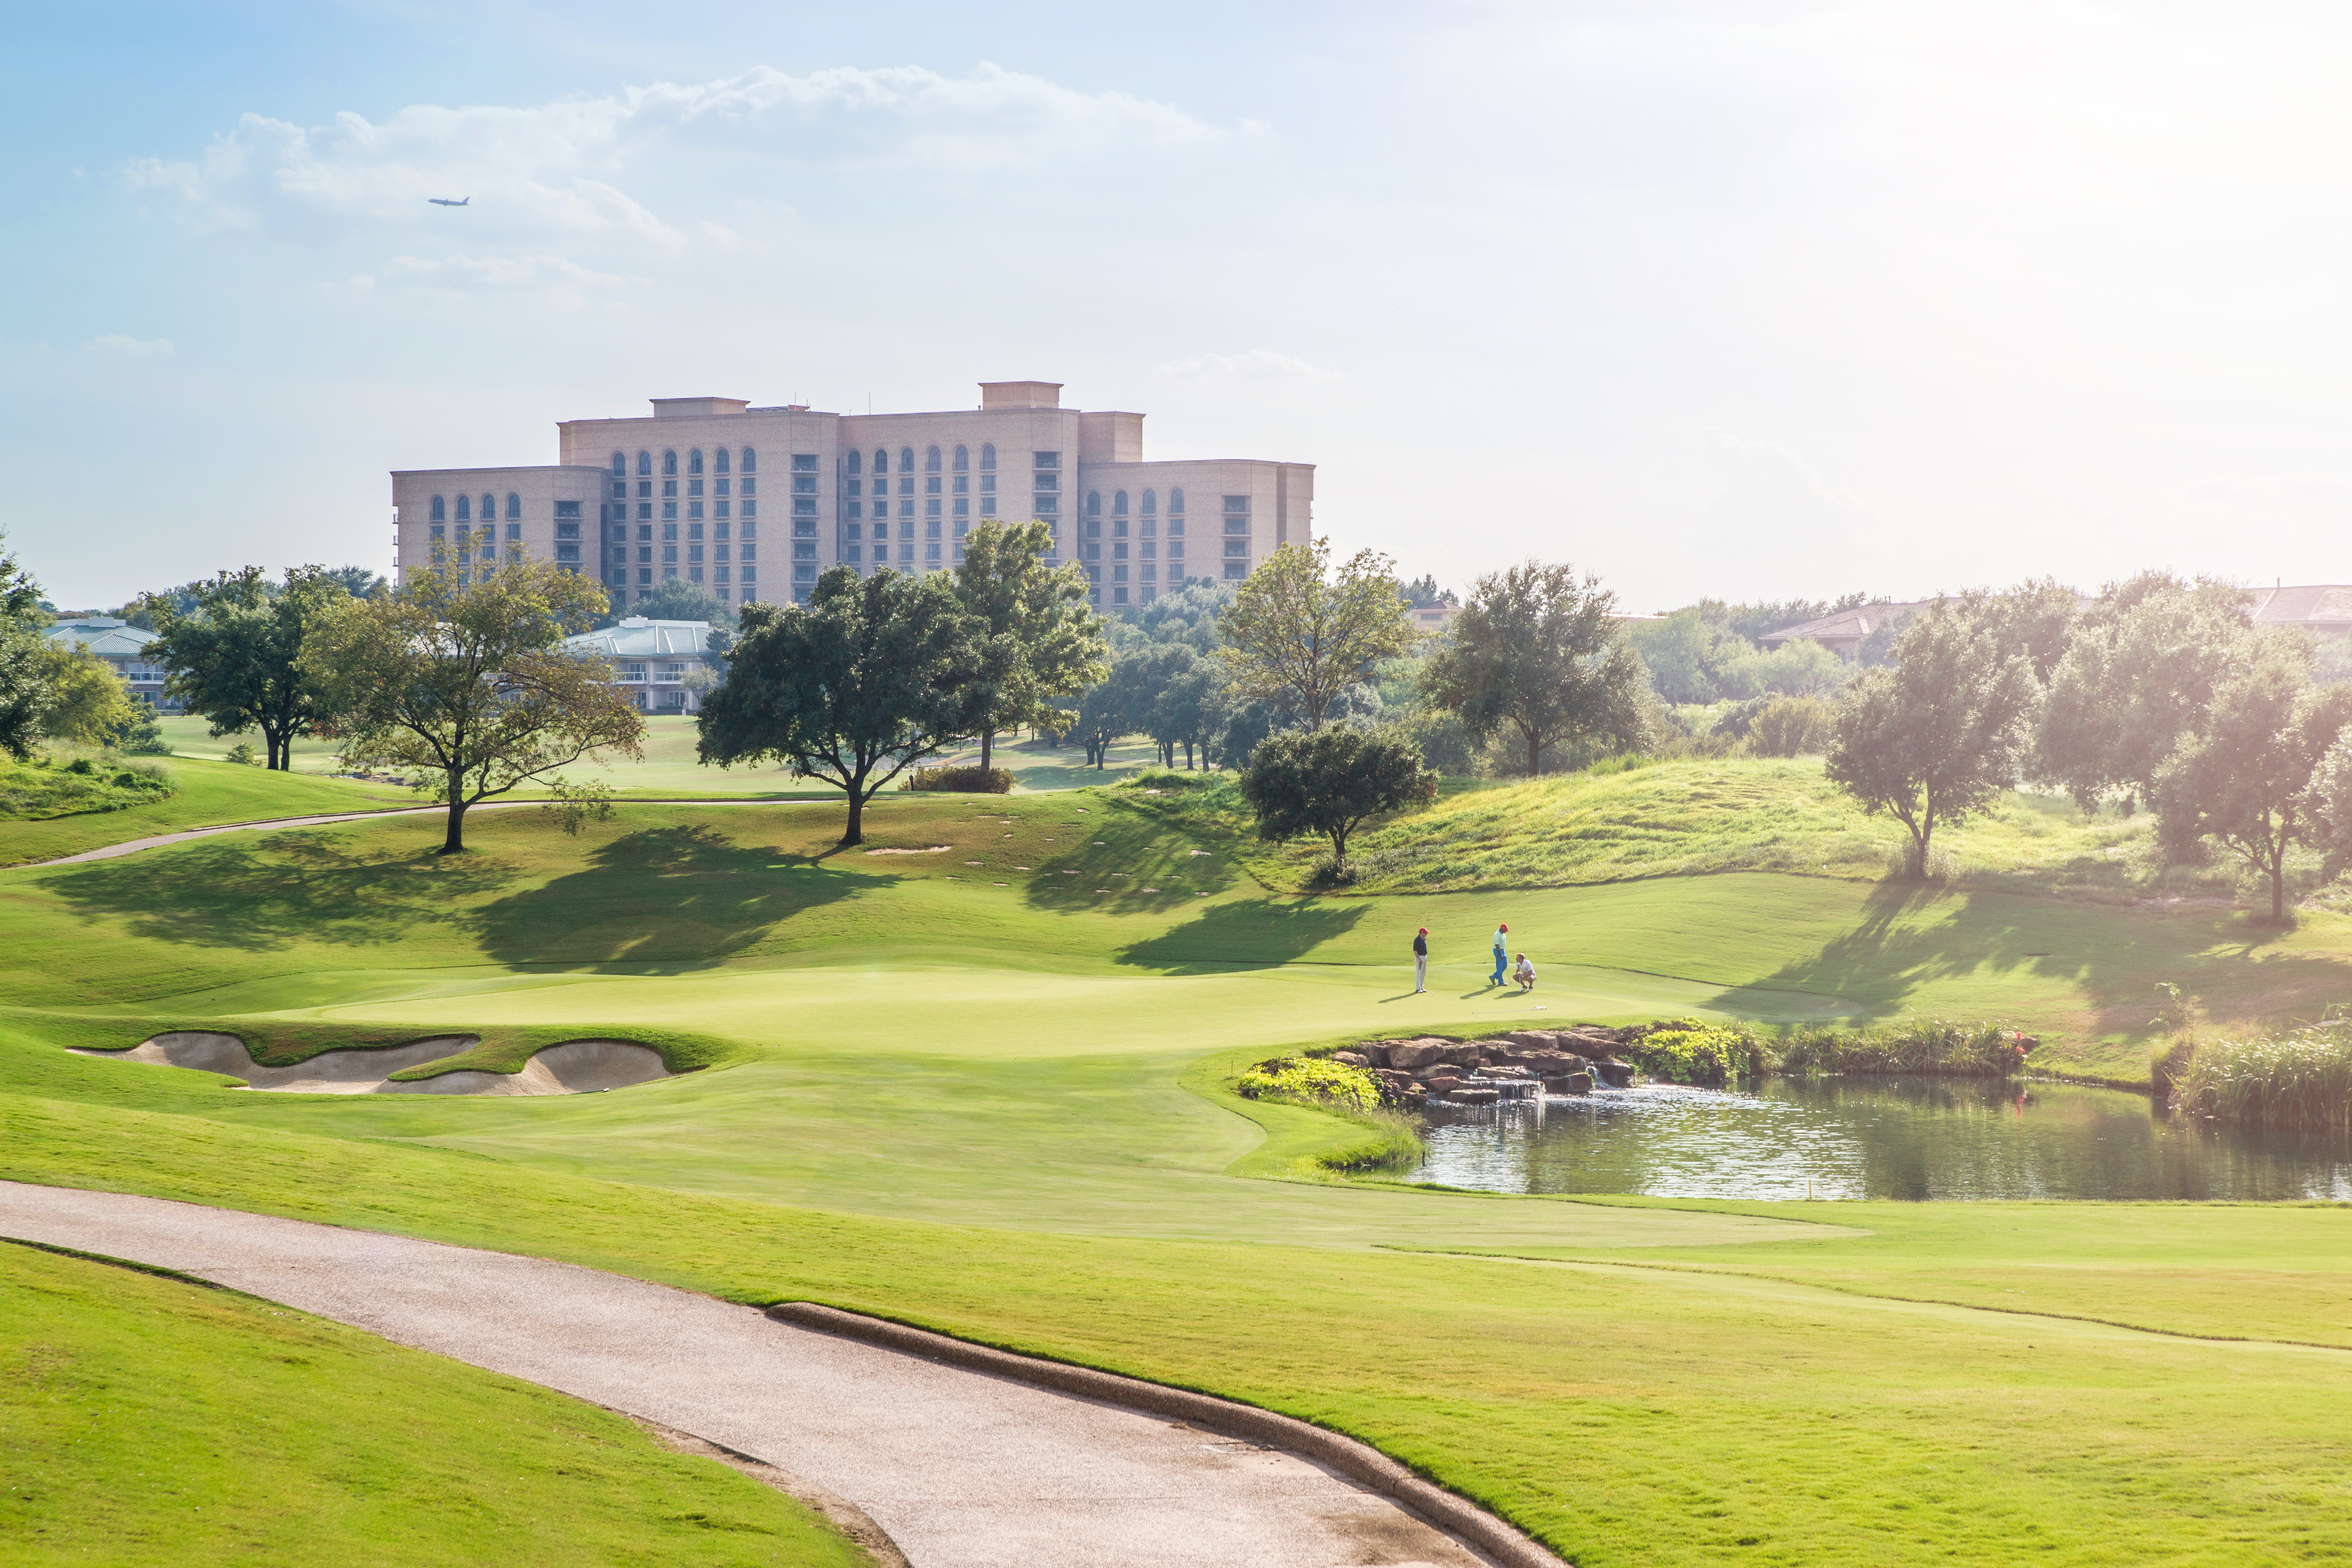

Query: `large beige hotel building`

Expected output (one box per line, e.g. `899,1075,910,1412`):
391,380,1314,609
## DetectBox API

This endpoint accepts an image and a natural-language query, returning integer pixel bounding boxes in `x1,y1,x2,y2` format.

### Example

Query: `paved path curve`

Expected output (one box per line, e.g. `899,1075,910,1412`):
0,1182,1510,1568
26,796,822,867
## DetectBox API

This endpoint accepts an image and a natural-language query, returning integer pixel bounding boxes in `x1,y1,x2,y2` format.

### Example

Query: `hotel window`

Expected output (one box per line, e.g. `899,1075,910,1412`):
741,475,756,497
1140,539,1155,558
1034,451,1058,471
793,541,816,560
980,496,997,516
430,525,445,541
1113,541,1128,559
1034,493,1057,515
481,493,495,520
663,450,679,476
794,495,818,518
899,539,914,562
716,499,731,520
664,546,679,564
926,499,941,518
430,495,446,522
715,522,729,541
716,447,732,475
898,477,913,496
846,478,861,499
847,450,862,476
1169,487,1185,517
689,501,704,520
506,493,521,520
663,502,678,520
793,518,817,537
845,542,862,563
925,476,941,495
953,497,968,518
899,447,914,474
981,443,996,471
1140,561,1157,581
1113,564,1128,583
611,452,626,476
847,499,863,520
638,452,653,476
1033,470,1058,492
793,453,817,473
742,498,757,519
613,481,626,500
1113,491,1128,518
1086,492,1101,517
664,523,679,541
741,448,757,473
980,473,996,494
795,562,817,582
455,494,471,522
663,480,678,499
690,449,704,476
639,503,653,522
1223,539,1250,556
638,566,653,584
689,479,704,498
506,523,521,541
740,520,757,541
925,446,942,473
952,474,968,495
1113,518,1128,539
898,499,912,519
1225,514,1250,535
953,444,969,472
689,544,704,564
874,448,889,474
689,523,704,541
638,480,652,499
555,500,581,521
556,521,580,540
926,540,941,562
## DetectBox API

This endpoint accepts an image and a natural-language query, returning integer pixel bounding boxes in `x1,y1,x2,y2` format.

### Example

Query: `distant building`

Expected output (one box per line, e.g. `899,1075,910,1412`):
391,380,1315,615
560,617,719,714
2249,584,2352,637
44,616,177,709
1409,602,1460,635
1758,601,1932,662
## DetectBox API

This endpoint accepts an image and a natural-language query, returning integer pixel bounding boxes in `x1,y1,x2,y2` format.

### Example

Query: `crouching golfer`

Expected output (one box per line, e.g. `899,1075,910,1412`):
1412,927,1429,993
1514,952,1536,993
1489,922,1510,988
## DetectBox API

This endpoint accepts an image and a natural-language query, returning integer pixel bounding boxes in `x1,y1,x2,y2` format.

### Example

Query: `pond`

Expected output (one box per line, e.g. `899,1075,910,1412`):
1409,1078,2352,1201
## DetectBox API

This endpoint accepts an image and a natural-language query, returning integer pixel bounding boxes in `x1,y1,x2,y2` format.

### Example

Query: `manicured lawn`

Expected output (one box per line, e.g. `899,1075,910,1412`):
0,756,416,867
9,789,2352,1565
0,1241,870,1567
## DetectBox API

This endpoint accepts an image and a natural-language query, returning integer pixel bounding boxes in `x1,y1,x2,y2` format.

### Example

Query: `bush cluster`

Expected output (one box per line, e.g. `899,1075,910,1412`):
1235,1055,1385,1114
1618,1017,2034,1085
900,765,1013,794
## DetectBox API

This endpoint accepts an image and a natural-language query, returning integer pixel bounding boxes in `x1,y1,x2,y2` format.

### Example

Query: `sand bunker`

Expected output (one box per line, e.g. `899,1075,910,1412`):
75,1032,673,1097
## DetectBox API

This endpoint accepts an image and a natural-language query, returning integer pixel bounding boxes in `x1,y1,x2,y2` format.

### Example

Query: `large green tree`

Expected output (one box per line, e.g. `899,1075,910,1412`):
1220,540,1415,731
1825,594,2041,879
0,538,53,760
953,520,1107,774
1423,561,1650,777
144,565,350,770
1239,725,1434,878
304,552,640,854
696,565,983,845
2153,638,2352,925
33,645,133,747
2033,572,2250,813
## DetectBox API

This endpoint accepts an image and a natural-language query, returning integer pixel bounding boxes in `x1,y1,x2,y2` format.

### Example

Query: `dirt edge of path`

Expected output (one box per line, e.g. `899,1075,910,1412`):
628,1415,914,1568
766,1301,1567,1568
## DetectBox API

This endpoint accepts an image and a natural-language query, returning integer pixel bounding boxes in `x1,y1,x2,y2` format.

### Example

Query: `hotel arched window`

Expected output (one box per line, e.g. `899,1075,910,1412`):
1141,490,1157,516
741,448,757,472
610,452,626,476
455,494,471,522
689,449,704,476
1113,490,1128,516
430,495,446,522
1086,491,1101,517
926,446,942,472
637,451,652,476
874,448,889,473
1169,488,1185,514
846,450,862,476
953,444,969,472
663,450,679,476
980,443,996,471
899,447,914,473
505,493,521,520
714,447,730,474
481,494,495,522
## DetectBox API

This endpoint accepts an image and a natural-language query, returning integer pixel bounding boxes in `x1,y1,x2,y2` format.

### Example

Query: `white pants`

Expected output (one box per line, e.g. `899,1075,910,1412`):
1414,954,1427,991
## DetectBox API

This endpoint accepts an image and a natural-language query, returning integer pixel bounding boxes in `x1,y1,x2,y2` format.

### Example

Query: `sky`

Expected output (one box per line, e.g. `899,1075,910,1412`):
7,0,2352,613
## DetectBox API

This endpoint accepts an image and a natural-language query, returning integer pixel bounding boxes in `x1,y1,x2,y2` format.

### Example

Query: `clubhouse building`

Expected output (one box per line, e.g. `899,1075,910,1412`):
390,380,1316,612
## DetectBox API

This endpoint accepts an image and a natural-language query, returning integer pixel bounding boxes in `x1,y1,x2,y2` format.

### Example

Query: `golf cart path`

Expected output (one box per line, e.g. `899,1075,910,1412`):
27,796,821,867
0,1181,1529,1568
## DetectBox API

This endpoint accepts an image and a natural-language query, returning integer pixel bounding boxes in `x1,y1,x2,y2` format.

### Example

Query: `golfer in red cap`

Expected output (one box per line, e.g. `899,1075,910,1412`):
1489,922,1510,988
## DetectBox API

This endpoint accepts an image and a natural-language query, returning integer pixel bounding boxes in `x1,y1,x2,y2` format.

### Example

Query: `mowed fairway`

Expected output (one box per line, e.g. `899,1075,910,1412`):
6,788,2352,1565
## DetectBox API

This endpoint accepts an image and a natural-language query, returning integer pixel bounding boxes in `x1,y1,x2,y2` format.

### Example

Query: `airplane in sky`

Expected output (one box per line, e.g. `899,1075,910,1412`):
427,197,470,207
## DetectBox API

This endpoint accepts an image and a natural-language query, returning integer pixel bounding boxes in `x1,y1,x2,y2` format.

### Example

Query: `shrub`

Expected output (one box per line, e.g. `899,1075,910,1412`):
1622,1022,1759,1086
1776,1019,2033,1078
1235,1055,1384,1114
1122,768,1216,791
1748,695,1835,757
224,741,261,766
901,764,1013,794
2170,1018,2352,1129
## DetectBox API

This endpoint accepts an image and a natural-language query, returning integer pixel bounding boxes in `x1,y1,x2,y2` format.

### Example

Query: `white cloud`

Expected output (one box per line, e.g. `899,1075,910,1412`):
123,64,1213,246
349,254,636,310
84,334,174,355
1153,349,1343,383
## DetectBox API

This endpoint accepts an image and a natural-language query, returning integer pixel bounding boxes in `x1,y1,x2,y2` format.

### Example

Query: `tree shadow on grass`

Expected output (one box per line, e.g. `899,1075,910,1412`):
472,824,876,969
1115,897,1368,974
1712,880,2347,1034
42,828,512,950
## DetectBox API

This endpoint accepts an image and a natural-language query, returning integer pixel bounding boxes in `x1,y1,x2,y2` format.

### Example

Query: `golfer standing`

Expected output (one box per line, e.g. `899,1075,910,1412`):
1489,922,1510,988
1412,927,1429,993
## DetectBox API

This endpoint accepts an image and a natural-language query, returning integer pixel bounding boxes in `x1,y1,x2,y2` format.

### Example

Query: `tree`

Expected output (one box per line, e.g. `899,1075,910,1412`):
696,565,982,845
1401,574,1456,609
33,644,134,747
1219,540,1416,731
954,520,1108,774
0,537,54,760
1748,695,1835,758
623,576,736,630
305,552,641,854
1825,596,2040,879
2033,572,2250,813
2154,640,2352,924
323,565,389,600
1424,561,1651,777
145,566,350,770
1238,726,1434,879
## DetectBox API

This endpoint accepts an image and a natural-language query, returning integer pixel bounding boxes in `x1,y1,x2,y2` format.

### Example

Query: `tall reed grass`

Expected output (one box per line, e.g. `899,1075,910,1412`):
2170,1020,2352,1130
1619,1018,2033,1085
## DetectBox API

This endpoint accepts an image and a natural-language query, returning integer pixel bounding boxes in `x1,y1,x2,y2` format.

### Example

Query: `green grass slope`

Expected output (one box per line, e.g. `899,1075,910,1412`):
0,756,416,867
1,1241,870,1567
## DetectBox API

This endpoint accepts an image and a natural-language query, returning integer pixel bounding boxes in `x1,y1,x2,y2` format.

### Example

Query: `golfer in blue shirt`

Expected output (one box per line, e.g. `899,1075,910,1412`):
1489,923,1510,987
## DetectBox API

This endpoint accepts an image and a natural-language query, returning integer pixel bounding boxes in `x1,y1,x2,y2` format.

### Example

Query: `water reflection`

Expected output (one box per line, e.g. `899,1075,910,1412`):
1410,1078,2352,1201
